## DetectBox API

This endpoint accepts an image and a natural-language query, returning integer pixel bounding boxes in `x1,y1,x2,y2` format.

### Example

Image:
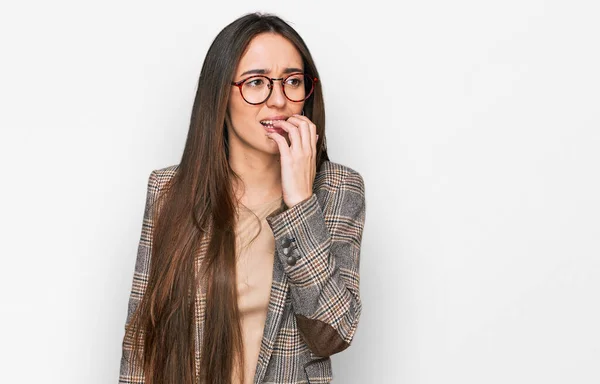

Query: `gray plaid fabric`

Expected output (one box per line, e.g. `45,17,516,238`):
119,160,366,384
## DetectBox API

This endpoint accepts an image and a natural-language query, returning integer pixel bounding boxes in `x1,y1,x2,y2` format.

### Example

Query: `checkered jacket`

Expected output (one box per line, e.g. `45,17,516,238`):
119,160,366,383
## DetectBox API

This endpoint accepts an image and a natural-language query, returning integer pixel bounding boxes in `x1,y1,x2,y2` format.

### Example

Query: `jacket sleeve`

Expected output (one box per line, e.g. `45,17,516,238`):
265,169,366,357
119,170,159,384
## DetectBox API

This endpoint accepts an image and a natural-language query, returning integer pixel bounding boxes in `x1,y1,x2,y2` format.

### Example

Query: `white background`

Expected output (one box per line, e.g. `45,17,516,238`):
1,0,599,383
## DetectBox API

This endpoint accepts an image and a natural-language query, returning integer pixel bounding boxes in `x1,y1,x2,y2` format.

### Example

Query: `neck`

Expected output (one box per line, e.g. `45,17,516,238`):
228,142,282,206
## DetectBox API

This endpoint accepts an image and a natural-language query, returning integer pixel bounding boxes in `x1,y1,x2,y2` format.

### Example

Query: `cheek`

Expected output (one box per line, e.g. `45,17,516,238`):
227,96,263,140
229,94,255,122
228,94,243,118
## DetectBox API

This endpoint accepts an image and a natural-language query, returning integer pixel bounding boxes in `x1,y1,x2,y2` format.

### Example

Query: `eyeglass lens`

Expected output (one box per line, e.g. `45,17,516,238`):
241,74,313,104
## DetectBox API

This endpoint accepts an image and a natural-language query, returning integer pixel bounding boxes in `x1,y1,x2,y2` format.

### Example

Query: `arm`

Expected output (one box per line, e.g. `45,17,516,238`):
266,170,366,357
119,170,159,383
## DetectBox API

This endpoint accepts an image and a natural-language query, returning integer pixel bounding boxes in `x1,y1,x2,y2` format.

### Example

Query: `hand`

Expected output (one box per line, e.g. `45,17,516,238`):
266,114,319,208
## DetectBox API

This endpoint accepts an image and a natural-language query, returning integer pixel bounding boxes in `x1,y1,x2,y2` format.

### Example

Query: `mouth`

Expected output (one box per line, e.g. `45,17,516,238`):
260,119,287,129
260,118,288,135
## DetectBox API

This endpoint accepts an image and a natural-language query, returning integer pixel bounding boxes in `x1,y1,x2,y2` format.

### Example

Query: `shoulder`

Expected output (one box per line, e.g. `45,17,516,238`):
148,164,180,191
316,160,365,194
147,161,364,193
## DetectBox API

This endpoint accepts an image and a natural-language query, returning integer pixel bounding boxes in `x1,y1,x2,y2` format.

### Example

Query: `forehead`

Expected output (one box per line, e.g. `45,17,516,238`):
235,33,303,76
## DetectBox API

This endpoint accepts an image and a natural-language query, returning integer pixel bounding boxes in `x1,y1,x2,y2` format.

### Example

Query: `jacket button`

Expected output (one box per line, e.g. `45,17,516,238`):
282,237,295,248
292,248,301,259
286,255,297,266
283,247,290,255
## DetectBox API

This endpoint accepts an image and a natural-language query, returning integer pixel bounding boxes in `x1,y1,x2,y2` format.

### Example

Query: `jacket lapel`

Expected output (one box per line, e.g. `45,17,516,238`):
253,165,329,383
253,166,328,383
252,248,289,384
193,223,211,380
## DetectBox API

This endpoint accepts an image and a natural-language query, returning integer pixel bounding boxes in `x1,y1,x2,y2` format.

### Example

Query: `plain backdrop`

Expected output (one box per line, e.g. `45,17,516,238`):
0,0,598,383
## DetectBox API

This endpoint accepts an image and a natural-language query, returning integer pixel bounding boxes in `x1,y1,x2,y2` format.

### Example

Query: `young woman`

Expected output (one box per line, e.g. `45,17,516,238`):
119,12,366,384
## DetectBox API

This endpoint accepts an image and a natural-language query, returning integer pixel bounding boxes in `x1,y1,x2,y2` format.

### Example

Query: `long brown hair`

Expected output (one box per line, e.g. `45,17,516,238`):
124,12,330,384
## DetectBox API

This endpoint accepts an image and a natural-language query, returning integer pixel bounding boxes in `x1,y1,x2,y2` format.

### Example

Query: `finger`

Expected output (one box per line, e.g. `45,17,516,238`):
292,114,317,147
266,131,291,158
286,116,311,154
272,119,301,151
292,114,317,155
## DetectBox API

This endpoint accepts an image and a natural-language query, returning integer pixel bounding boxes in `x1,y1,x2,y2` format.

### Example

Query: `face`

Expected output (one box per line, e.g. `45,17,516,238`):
227,32,305,156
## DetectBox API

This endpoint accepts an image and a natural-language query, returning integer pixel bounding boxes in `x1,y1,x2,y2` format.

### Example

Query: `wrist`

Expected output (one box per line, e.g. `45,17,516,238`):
285,194,313,209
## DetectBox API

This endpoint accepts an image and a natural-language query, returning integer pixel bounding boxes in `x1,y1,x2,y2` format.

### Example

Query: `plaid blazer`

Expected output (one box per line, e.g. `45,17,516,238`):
119,160,366,384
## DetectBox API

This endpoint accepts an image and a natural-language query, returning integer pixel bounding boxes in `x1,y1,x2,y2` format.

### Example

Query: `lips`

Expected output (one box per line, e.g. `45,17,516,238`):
260,119,286,128
260,115,289,132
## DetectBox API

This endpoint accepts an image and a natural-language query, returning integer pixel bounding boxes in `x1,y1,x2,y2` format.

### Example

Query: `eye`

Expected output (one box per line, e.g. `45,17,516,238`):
285,77,303,87
245,78,265,88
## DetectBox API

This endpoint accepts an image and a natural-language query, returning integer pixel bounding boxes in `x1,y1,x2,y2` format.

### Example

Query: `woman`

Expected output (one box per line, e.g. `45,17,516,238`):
119,12,366,384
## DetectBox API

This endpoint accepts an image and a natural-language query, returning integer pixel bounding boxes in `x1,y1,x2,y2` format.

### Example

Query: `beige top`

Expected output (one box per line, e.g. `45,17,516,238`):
231,195,283,384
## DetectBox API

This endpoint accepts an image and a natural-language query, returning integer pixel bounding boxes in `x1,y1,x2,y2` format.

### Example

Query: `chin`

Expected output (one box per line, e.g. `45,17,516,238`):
263,141,282,155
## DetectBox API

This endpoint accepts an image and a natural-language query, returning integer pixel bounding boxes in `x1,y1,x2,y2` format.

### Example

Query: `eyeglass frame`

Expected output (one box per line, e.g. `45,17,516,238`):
230,72,318,105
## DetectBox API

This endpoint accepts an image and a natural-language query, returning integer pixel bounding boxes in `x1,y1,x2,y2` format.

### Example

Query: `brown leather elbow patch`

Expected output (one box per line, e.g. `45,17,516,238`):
295,314,350,357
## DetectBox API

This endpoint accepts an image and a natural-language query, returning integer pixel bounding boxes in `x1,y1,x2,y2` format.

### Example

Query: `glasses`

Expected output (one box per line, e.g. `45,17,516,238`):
231,72,318,105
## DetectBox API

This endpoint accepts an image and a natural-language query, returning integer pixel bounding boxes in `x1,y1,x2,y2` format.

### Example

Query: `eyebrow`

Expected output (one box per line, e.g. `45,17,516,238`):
239,67,304,77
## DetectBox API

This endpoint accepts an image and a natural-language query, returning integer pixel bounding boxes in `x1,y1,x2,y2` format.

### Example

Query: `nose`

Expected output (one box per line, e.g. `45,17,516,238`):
265,79,287,108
